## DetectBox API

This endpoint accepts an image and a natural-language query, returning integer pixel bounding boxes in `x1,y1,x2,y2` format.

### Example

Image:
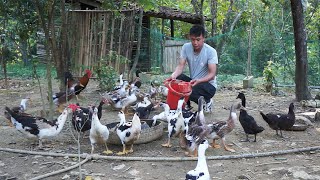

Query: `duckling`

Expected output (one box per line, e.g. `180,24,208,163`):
116,111,141,155
207,103,240,152
185,140,210,180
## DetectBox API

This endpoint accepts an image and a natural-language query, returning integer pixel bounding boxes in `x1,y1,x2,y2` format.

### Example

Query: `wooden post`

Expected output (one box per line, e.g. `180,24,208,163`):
170,19,174,38
109,13,115,66
243,9,254,89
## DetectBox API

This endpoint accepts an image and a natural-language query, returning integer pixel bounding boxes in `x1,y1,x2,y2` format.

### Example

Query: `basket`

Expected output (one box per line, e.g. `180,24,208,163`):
106,119,163,145
164,79,192,110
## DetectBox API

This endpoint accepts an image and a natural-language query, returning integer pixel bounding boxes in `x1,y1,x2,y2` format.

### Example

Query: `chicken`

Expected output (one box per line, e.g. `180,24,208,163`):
53,69,92,112
116,111,141,155
207,103,240,152
236,93,264,142
89,106,112,154
70,99,108,133
185,96,210,156
185,140,210,180
260,103,295,137
4,104,76,148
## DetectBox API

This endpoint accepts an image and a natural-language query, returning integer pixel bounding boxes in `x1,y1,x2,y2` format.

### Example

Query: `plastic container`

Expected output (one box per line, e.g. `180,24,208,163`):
164,79,192,109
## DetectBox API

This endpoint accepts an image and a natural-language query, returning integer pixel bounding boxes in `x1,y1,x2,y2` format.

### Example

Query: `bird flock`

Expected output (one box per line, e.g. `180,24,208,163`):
4,71,300,180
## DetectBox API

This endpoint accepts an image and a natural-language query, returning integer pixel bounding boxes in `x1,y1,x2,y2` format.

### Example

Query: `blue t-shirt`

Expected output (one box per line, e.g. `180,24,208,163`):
180,42,218,88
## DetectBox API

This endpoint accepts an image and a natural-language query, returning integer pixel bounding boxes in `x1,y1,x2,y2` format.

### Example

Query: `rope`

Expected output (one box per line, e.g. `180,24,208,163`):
1,146,319,162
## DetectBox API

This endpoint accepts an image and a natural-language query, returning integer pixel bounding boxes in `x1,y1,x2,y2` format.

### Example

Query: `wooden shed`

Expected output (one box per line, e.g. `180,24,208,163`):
67,1,204,74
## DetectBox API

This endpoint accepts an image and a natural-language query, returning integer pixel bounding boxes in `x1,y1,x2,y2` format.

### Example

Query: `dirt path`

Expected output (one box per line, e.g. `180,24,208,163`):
0,78,320,180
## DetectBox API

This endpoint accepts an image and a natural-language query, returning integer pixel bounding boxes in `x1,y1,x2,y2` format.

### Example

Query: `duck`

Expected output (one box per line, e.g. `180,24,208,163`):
70,99,108,133
185,96,210,156
116,111,141,155
260,102,295,137
236,93,264,142
4,104,76,148
161,97,186,148
12,97,31,114
206,103,240,152
135,103,154,119
89,106,112,154
185,140,210,180
107,86,138,114
4,97,32,126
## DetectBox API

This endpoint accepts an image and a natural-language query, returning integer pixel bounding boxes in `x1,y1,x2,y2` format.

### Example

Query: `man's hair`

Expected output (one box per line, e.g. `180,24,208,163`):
189,25,205,37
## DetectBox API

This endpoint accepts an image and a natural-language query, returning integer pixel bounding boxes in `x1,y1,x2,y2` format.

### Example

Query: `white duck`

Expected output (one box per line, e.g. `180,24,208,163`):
89,106,112,155
116,111,141,155
5,104,75,148
185,140,210,180
161,97,185,148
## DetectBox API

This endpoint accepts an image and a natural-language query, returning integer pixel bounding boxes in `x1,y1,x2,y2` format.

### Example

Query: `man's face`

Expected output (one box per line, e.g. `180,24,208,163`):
190,34,205,52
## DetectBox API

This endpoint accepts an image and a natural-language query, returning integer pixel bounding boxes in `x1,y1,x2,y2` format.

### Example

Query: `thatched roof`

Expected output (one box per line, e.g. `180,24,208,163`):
144,6,208,24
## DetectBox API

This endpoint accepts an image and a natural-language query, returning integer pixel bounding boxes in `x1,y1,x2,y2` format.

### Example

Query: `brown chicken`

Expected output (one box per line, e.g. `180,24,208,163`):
53,69,92,112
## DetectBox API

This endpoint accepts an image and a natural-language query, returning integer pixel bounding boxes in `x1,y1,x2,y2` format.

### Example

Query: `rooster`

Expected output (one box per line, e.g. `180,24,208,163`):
53,69,92,112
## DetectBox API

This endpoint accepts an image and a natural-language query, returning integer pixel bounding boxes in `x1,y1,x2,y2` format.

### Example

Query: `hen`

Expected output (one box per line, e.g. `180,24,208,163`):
53,69,92,112
207,103,240,152
236,93,264,142
260,102,295,137
89,106,112,154
5,104,76,148
185,140,210,180
116,111,141,155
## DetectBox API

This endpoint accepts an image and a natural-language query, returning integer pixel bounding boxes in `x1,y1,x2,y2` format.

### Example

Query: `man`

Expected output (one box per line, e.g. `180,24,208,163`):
167,24,218,112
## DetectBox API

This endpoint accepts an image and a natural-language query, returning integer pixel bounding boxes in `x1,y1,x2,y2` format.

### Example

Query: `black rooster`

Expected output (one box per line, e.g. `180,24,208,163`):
260,102,295,137
236,93,264,142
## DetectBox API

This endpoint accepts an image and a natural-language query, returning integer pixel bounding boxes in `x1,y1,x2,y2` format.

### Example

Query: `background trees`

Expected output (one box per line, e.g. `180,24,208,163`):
0,0,319,101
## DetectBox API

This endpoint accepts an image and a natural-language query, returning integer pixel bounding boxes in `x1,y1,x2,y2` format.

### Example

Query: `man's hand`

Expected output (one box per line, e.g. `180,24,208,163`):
190,79,199,86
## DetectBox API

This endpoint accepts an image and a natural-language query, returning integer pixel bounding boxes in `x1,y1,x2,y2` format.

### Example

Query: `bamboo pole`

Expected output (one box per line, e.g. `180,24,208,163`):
109,13,115,67
1,146,319,162
116,15,124,73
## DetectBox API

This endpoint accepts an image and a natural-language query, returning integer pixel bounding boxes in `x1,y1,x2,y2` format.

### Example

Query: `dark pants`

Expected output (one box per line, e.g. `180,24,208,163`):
176,74,216,105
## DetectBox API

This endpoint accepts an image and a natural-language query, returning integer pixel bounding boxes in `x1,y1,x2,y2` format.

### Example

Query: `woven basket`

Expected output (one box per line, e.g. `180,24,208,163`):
106,119,163,145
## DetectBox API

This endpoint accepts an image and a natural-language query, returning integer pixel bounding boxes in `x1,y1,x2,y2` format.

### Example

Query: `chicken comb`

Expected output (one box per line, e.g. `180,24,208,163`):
68,104,79,111
85,69,92,78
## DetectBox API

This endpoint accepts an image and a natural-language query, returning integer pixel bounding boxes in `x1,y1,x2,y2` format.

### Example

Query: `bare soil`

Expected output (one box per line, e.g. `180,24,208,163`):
0,78,320,180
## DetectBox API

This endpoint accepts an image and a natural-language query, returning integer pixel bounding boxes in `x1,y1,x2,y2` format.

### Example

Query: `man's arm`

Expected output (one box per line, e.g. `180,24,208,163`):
170,58,187,79
190,63,217,86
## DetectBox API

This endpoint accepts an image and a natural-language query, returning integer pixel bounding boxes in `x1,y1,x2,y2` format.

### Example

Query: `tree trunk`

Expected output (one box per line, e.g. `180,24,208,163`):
290,0,312,101
129,9,143,81
210,0,217,47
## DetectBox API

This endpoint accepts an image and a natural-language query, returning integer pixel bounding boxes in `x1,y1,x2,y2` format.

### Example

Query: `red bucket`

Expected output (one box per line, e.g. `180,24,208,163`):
164,79,192,110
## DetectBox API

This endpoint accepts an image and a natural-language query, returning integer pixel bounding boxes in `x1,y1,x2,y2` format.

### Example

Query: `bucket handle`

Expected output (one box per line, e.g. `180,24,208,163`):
164,79,192,97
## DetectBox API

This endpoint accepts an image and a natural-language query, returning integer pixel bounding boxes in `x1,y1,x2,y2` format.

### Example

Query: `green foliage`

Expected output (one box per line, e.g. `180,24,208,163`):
262,60,279,91
95,57,118,92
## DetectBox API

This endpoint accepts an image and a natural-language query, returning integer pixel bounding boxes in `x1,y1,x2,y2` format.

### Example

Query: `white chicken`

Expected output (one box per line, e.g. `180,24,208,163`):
89,106,112,155
116,111,141,155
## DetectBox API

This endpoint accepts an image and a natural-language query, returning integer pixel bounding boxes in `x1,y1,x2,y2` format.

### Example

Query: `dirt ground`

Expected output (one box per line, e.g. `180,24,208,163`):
0,78,320,180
